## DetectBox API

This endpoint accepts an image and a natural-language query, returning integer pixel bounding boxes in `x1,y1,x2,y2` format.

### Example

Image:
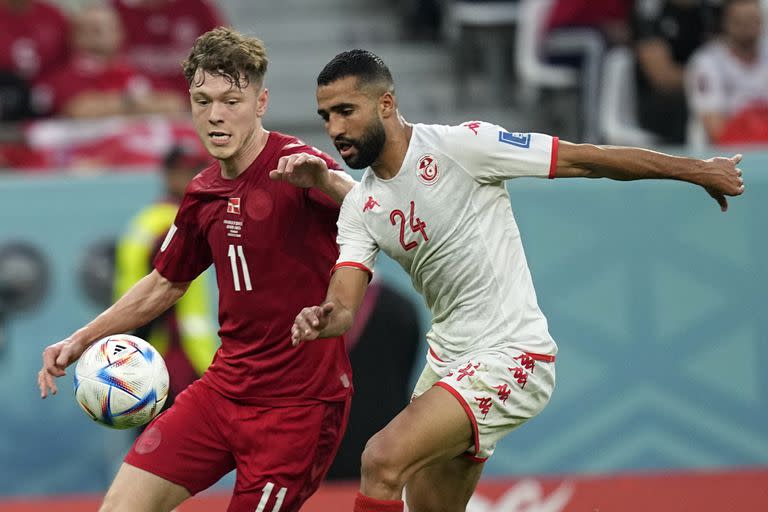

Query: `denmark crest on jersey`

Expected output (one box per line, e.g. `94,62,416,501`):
416,154,439,186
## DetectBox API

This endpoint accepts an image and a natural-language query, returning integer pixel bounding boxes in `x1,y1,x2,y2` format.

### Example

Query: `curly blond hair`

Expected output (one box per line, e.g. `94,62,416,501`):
183,27,268,89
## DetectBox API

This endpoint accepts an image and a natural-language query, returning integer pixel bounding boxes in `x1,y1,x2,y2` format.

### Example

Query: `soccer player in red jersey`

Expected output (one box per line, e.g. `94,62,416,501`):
37,27,355,512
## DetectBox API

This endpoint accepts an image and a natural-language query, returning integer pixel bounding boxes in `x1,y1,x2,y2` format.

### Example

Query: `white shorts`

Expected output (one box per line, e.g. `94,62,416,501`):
411,349,556,461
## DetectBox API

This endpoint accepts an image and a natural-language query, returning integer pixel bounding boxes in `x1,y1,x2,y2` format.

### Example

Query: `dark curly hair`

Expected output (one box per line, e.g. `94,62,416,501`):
182,27,268,89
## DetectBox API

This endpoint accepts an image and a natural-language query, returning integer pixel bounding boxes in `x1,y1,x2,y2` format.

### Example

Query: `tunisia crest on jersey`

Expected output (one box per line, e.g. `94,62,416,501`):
417,154,438,186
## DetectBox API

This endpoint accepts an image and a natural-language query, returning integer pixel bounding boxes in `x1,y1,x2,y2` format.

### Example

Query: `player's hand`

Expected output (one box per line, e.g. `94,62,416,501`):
698,154,745,212
38,338,85,398
291,303,335,347
269,152,329,189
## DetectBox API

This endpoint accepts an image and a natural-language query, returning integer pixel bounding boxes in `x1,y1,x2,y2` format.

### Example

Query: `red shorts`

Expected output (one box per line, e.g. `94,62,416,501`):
125,380,351,512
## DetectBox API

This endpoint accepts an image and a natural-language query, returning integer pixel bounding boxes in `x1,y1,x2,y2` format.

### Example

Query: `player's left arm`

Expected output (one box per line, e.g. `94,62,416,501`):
553,141,745,211
291,267,370,346
269,152,355,205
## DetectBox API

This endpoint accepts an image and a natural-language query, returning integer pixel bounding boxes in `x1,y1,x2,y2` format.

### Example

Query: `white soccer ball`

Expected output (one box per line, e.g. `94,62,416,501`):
74,334,169,429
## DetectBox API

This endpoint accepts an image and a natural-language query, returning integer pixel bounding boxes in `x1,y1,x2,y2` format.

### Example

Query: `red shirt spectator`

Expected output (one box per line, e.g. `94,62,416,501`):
35,55,160,116
33,3,185,118
547,0,633,45
112,0,226,95
0,0,70,81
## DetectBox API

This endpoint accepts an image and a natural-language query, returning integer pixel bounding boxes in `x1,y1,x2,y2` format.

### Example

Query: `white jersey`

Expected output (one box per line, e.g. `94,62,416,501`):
686,38,768,117
335,122,558,370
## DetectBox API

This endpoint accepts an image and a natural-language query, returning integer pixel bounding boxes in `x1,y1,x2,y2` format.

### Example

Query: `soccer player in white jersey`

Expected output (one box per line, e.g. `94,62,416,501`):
277,50,744,512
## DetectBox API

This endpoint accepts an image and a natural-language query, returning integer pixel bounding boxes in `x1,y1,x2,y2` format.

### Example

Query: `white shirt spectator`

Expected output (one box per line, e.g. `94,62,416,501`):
686,37,768,118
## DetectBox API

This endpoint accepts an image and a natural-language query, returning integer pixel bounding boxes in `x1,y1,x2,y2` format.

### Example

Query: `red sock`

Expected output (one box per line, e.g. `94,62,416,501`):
353,492,404,512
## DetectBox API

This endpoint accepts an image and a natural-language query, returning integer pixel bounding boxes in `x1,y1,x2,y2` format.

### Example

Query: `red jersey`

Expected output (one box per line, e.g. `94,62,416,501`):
154,132,352,405
112,0,225,95
0,0,69,81
32,54,164,115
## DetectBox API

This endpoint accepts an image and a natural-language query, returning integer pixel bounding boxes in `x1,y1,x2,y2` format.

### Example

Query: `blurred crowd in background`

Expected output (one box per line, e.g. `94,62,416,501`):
1,0,767,170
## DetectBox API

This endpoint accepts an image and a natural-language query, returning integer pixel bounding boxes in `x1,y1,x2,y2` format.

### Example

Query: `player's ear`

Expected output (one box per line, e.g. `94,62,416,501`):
256,87,269,117
379,91,396,118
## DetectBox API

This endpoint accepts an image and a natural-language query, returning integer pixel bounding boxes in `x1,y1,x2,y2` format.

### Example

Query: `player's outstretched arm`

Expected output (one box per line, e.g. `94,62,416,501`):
38,270,190,398
269,152,355,205
291,267,369,346
554,142,745,212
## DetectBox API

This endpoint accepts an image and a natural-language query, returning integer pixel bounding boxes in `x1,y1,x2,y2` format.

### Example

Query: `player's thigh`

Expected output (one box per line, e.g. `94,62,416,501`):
100,463,190,512
226,397,351,512
363,384,474,481
124,381,236,496
406,456,485,512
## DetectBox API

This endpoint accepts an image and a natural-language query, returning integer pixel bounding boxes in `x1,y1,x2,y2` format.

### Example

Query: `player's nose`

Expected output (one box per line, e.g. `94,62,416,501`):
326,115,345,139
208,101,226,123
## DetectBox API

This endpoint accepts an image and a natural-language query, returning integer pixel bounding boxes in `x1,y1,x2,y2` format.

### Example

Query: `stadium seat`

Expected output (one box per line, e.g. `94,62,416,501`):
446,1,521,106
598,46,658,146
514,0,604,142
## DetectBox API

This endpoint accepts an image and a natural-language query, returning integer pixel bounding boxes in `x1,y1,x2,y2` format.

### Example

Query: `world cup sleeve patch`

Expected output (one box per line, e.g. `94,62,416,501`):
498,131,531,148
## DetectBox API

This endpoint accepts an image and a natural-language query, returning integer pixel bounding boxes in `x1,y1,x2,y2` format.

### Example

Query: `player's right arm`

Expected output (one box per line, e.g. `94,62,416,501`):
292,184,376,345
38,271,190,399
553,142,744,211
291,267,370,345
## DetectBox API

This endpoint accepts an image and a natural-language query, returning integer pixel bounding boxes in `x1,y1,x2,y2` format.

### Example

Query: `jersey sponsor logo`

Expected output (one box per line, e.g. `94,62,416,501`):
463,121,481,135
508,366,528,388
474,396,493,419
498,131,531,148
456,361,481,382
363,195,380,212
416,154,439,185
160,224,177,252
494,383,511,404
227,197,241,215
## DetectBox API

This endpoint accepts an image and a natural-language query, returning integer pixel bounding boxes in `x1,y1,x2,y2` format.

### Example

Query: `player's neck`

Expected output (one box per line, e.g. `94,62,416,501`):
219,128,269,179
371,119,412,180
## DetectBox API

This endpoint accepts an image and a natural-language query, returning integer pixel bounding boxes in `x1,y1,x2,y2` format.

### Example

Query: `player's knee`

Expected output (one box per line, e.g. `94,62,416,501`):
99,486,160,512
98,488,123,512
360,434,406,489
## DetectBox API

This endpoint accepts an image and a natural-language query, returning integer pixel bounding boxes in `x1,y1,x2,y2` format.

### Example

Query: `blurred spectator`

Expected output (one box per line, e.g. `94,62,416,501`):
0,0,70,82
113,142,217,411
686,0,768,144
0,0,70,121
631,0,720,144
32,3,187,118
111,0,226,95
325,280,421,480
0,71,33,121
546,0,633,46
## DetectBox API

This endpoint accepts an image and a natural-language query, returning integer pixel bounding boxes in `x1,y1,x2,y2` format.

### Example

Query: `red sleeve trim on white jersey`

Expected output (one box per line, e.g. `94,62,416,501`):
332,261,373,278
548,136,559,179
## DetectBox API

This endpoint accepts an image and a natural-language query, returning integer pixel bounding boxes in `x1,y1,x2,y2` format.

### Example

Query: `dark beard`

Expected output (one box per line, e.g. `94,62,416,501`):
341,119,386,169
